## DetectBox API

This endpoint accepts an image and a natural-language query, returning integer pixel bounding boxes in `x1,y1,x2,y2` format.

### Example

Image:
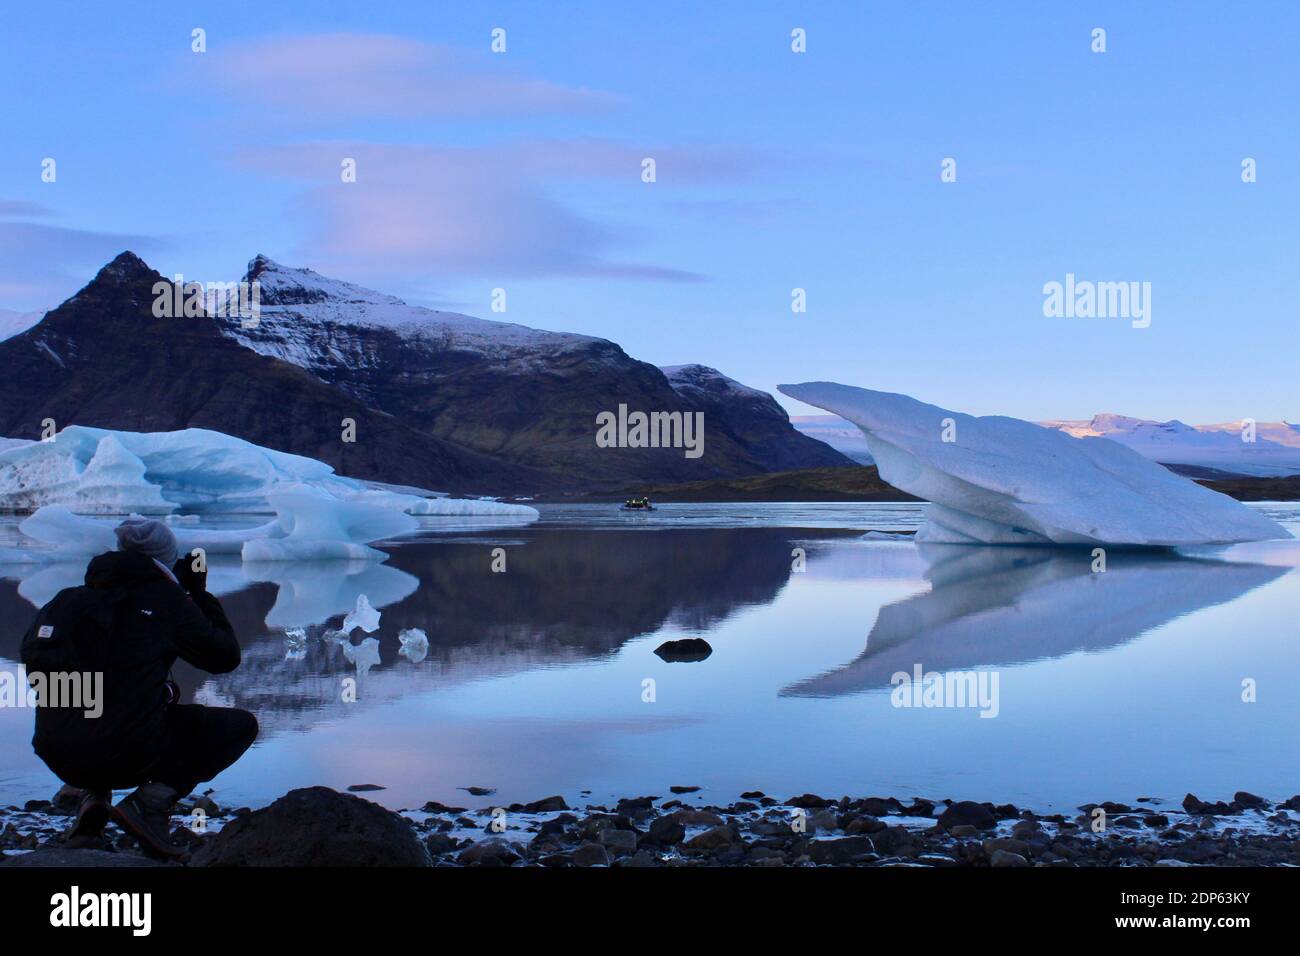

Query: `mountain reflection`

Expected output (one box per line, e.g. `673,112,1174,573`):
781,545,1287,698
0,527,836,736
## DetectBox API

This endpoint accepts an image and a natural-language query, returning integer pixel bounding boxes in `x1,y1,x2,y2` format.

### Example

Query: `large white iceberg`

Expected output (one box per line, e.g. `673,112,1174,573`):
0,425,539,520
779,382,1290,547
0,425,539,563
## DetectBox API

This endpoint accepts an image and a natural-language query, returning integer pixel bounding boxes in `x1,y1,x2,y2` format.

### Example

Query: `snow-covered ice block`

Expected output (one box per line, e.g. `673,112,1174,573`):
0,433,174,514
341,593,381,634
779,382,1291,547
0,424,538,522
398,627,429,663
240,485,418,562
18,506,118,556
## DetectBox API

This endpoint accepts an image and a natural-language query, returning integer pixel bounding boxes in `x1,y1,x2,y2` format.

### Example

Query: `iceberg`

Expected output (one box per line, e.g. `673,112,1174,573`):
341,593,382,635
0,425,539,563
398,627,429,664
779,382,1290,547
0,425,539,520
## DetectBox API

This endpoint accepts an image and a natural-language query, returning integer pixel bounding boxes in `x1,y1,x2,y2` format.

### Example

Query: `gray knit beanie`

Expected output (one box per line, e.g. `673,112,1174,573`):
114,517,179,567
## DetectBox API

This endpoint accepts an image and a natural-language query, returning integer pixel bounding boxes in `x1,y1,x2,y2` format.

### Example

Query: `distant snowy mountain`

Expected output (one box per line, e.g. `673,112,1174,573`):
789,414,875,464
796,409,1300,477
209,256,850,485
1041,414,1300,477
0,309,44,342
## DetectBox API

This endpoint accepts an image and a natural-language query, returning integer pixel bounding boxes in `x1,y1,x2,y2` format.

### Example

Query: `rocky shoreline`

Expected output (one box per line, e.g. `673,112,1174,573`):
4,785,1300,867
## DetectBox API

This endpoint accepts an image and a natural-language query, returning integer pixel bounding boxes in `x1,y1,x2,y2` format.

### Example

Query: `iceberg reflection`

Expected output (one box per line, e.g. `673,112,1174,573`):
781,544,1288,697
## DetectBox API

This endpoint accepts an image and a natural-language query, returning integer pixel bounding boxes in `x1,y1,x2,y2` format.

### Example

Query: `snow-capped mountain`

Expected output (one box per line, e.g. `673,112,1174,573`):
0,253,552,494
1041,414,1300,477
659,365,852,473
0,253,849,494
208,256,849,485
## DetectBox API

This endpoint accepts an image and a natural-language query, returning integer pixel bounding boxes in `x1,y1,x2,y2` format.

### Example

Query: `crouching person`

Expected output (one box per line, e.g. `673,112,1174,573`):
21,517,258,858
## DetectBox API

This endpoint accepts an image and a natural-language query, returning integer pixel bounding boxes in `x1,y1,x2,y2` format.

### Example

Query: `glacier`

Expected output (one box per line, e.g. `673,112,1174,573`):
0,425,538,562
779,382,1291,547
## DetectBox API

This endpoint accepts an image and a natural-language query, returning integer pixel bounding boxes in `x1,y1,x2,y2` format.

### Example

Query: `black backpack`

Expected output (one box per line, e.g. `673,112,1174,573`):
21,585,127,683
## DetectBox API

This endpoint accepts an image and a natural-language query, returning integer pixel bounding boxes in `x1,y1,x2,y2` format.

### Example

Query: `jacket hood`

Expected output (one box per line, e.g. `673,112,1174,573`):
85,549,170,589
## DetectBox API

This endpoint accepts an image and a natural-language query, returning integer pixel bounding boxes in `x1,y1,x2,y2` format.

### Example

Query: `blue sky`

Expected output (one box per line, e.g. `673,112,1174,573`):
2,1,1296,423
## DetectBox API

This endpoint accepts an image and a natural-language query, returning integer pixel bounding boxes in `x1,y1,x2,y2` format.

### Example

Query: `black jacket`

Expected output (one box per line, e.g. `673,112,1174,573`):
31,550,240,785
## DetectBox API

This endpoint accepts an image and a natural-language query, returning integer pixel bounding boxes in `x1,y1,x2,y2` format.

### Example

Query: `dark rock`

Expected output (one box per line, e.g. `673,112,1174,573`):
191,787,430,867
938,801,996,832
683,826,737,851
901,798,936,818
424,833,457,855
714,845,748,865
670,785,701,794
645,816,687,845
1233,791,1267,809
871,825,914,855
519,796,569,813
598,829,638,854
989,849,1029,868
23,800,52,813
786,793,832,809
1183,793,1236,815
741,791,765,799
460,786,496,797
845,814,886,835
571,842,610,867
457,840,520,867
807,836,876,865
673,808,724,827
1,848,166,867
422,800,468,814
1144,814,1170,828
654,639,713,663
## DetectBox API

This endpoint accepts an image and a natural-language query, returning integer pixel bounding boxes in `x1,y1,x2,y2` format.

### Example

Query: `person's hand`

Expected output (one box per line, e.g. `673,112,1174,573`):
172,553,207,594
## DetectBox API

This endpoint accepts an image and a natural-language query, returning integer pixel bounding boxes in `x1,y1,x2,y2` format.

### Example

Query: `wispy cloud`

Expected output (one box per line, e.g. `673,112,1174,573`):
0,202,159,308
233,140,758,283
193,32,619,120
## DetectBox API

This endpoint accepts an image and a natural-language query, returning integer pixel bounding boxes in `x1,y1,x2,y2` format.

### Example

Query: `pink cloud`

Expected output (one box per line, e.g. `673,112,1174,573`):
234,140,756,282
200,32,618,119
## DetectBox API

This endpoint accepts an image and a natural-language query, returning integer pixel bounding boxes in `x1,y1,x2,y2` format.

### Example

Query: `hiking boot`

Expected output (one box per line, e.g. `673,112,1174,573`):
112,782,186,859
65,789,111,848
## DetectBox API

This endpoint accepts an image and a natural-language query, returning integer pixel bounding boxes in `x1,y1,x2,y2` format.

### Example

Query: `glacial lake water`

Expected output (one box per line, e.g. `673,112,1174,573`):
2,501,1299,815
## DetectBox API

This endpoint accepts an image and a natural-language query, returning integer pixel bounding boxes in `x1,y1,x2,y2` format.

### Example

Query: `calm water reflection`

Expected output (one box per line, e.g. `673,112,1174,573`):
1,503,1297,813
